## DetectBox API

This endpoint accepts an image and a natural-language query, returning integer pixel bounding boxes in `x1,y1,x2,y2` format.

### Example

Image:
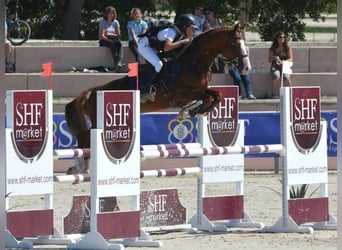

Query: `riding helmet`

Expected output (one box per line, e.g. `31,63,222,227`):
176,14,198,30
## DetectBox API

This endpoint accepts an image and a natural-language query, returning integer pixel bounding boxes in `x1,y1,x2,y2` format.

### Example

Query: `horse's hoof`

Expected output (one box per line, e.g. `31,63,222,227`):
189,109,196,118
66,166,88,175
140,92,155,103
177,110,190,118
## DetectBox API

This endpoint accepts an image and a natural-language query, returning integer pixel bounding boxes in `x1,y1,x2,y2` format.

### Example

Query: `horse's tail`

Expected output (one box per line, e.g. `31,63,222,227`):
65,92,89,139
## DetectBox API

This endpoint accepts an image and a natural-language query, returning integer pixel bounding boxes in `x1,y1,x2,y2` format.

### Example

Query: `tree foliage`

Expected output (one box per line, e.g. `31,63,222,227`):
249,0,337,41
6,0,336,41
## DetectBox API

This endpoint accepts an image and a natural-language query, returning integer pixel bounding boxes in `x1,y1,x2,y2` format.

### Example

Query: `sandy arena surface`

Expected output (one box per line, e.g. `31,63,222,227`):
5,172,337,250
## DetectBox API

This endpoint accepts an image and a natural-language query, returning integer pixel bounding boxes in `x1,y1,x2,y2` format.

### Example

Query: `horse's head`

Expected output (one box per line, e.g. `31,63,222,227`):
221,23,251,75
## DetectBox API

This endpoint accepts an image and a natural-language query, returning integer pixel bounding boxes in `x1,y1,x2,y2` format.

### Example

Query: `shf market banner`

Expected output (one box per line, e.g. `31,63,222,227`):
53,111,337,157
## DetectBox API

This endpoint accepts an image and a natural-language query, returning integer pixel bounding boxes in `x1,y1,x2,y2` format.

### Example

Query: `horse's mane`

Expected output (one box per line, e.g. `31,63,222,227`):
180,27,231,59
190,27,232,49
194,27,231,39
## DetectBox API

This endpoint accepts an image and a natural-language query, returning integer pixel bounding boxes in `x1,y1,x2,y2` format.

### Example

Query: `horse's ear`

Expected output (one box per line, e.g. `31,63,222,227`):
233,23,240,32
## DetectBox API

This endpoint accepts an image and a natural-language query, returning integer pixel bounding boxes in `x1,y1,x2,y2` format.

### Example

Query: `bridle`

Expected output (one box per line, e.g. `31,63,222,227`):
216,28,247,72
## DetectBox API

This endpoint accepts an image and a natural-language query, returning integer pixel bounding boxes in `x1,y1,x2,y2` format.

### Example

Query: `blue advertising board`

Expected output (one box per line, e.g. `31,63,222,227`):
52,111,337,157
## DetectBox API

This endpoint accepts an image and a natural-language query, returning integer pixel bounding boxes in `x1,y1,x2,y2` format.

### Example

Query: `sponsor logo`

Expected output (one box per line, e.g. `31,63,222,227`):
208,86,239,147
12,91,47,162
102,92,135,163
291,87,321,153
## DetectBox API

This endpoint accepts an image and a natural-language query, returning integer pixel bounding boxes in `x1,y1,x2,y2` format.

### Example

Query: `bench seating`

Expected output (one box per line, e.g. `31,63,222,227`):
5,45,336,100
14,46,337,73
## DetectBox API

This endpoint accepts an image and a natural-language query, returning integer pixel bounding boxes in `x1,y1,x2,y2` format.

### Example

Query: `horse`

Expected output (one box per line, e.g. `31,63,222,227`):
65,23,250,173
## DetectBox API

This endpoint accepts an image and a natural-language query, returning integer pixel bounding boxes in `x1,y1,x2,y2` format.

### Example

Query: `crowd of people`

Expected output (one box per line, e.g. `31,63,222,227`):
96,4,291,100
4,3,293,100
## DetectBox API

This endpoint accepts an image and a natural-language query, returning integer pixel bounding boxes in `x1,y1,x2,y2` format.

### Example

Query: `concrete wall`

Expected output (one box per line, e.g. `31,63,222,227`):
5,46,337,99
14,46,337,73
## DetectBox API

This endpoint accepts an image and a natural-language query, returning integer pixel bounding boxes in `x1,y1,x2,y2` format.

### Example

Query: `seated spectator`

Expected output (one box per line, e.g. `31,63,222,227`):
203,6,223,31
127,8,148,64
268,31,293,98
192,4,205,36
99,6,124,72
203,6,224,73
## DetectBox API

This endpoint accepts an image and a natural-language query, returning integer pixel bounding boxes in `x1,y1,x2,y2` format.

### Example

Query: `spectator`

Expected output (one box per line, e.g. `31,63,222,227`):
229,69,256,100
5,3,14,72
228,47,256,100
127,7,148,64
203,6,223,31
99,6,124,72
202,6,224,74
192,4,205,35
138,14,197,102
268,31,293,98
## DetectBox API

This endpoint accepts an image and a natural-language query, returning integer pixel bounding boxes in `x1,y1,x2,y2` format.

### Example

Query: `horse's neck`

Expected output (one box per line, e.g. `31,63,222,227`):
189,45,220,68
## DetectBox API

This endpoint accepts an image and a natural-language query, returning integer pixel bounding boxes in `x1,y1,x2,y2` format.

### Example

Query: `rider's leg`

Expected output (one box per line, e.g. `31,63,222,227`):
138,37,163,102
138,37,163,72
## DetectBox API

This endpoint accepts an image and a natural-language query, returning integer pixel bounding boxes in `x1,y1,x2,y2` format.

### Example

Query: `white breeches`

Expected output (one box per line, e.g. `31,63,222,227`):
138,37,163,73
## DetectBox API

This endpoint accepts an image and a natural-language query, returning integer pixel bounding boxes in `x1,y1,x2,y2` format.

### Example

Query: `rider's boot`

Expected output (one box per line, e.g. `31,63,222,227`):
140,70,158,103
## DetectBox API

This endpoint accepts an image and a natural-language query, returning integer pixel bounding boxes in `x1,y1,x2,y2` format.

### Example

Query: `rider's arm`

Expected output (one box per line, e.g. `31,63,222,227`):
164,38,190,52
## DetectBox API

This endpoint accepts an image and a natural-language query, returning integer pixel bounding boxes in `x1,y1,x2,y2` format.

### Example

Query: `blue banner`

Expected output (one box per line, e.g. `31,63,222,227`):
52,111,337,157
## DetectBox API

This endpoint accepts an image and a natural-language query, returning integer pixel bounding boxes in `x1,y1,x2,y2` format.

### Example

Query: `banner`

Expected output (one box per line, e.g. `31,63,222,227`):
52,111,337,157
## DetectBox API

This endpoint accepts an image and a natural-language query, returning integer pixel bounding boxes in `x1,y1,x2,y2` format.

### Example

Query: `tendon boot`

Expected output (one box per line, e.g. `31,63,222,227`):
140,70,158,103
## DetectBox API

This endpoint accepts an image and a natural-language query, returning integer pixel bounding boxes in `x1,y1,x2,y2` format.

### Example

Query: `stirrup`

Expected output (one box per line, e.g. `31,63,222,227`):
140,85,156,103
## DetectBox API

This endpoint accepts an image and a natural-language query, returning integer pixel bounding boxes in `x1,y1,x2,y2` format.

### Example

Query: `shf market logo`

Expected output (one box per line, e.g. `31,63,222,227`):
102,91,135,164
167,118,195,143
12,91,47,162
291,87,321,153
208,86,239,147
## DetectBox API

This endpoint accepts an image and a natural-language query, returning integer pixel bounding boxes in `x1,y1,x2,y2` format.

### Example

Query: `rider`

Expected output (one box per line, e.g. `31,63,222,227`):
138,14,197,103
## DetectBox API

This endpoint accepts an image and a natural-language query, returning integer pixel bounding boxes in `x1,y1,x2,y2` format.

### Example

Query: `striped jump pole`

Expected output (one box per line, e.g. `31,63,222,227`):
141,144,284,160
53,143,202,160
141,142,202,151
53,148,90,159
54,167,201,184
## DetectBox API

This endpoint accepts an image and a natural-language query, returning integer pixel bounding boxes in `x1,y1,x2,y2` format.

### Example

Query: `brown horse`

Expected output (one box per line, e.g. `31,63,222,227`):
65,24,250,173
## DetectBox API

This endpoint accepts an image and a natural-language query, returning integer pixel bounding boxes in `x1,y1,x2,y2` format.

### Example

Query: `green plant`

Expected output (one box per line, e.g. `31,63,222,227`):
290,184,308,198
262,181,320,199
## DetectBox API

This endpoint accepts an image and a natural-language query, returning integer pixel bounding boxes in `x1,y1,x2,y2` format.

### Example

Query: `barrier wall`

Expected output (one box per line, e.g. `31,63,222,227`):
264,86,336,233
4,86,337,249
5,90,59,248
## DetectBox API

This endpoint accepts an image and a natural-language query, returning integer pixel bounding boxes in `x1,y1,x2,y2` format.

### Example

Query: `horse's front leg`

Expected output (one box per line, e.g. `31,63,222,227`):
187,89,219,117
199,88,222,115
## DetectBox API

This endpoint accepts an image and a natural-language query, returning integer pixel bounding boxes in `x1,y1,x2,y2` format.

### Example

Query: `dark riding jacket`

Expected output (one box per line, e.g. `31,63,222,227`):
140,25,183,52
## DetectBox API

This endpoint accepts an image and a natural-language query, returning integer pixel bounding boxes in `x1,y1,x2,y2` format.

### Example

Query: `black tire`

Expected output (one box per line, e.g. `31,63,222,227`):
7,19,31,45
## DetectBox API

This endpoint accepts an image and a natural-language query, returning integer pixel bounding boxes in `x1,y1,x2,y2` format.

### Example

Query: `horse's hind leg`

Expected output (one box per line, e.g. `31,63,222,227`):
66,157,89,174
66,130,91,175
